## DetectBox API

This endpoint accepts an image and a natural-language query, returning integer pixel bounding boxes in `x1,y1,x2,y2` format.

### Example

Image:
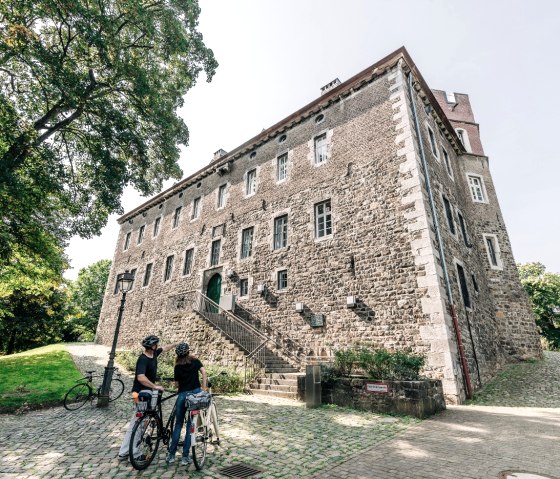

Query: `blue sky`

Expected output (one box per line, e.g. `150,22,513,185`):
65,0,560,278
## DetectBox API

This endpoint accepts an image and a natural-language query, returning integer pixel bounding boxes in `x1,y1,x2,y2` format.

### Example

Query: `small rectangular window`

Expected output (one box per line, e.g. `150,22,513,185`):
217,184,227,208
164,255,174,282
315,200,332,238
210,239,221,266
124,232,131,251
191,197,201,220
428,126,439,158
173,206,182,228
314,133,328,164
442,196,456,235
137,225,145,244
239,278,249,297
468,175,487,203
442,149,453,177
456,264,471,309
484,235,502,269
277,269,288,290
246,169,257,195
143,263,153,287
153,217,161,237
274,215,288,249
457,212,470,247
471,273,479,293
241,227,254,259
183,248,194,276
277,154,288,181
129,268,137,290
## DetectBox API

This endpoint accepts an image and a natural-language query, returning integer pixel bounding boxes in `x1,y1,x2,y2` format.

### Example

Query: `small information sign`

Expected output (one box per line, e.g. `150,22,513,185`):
310,314,324,327
365,382,389,394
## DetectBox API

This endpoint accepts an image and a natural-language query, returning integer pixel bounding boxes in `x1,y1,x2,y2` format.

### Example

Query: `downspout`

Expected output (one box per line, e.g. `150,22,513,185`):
405,69,473,400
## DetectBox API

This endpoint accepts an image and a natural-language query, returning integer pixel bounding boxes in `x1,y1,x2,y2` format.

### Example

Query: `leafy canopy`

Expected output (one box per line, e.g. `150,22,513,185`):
0,0,217,261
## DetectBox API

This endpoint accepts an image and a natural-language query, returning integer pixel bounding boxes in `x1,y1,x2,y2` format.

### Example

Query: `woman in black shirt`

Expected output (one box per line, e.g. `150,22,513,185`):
166,342,207,466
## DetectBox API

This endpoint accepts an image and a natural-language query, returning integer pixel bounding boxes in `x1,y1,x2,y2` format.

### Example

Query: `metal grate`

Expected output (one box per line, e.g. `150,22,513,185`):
219,463,263,478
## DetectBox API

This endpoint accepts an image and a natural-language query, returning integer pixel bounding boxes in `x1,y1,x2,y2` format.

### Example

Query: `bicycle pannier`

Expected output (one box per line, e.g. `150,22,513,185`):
136,390,155,412
185,391,211,410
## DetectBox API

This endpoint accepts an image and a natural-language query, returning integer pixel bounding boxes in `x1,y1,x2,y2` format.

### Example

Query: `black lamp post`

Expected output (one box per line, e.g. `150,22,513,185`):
98,270,134,408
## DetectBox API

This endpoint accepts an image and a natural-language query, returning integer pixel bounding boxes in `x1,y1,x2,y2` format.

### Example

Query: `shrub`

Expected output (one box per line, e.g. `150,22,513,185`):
360,349,425,381
333,348,358,376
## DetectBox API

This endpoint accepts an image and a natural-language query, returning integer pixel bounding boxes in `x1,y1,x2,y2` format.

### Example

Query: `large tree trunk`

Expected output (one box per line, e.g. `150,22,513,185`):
6,327,17,355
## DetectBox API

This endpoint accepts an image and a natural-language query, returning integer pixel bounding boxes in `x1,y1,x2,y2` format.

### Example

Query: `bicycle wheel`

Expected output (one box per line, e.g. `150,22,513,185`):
129,413,161,470
63,383,91,411
108,378,125,402
192,421,208,470
208,402,220,445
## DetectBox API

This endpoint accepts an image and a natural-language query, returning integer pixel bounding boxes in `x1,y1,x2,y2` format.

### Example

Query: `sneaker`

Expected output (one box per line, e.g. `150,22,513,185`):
181,456,193,466
166,453,175,464
117,454,128,462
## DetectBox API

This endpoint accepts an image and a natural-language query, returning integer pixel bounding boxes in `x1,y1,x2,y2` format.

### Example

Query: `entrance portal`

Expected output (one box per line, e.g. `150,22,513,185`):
206,273,222,311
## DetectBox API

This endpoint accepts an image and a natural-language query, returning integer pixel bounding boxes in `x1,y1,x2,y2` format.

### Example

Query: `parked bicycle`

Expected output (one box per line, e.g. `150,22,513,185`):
63,369,125,410
129,376,221,471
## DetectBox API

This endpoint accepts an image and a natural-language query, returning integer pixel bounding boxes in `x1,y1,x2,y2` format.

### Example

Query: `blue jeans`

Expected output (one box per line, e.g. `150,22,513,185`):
168,388,202,458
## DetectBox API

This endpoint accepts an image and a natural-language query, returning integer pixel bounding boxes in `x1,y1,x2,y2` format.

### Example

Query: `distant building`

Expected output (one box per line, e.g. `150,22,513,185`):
96,47,541,403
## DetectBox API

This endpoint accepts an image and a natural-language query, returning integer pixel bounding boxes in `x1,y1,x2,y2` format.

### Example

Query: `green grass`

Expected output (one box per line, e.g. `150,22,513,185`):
0,344,82,413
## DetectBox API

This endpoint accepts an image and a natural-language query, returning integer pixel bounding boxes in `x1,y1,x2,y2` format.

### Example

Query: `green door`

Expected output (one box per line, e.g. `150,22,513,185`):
206,274,221,311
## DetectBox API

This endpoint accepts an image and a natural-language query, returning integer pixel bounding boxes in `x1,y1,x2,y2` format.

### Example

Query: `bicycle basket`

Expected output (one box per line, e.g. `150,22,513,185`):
136,390,154,412
185,391,211,410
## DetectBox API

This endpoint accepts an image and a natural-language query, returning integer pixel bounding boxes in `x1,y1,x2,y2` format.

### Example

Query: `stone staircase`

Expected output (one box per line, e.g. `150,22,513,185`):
248,372,304,400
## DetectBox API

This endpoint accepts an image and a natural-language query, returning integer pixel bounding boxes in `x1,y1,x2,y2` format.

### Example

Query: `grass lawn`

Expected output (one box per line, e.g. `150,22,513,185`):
0,344,82,413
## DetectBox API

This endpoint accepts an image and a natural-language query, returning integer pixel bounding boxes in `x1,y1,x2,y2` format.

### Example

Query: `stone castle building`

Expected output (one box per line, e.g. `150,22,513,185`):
96,47,541,403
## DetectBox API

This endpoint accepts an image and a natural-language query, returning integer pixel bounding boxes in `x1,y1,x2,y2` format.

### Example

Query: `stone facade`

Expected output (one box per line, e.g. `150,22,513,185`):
96,47,541,403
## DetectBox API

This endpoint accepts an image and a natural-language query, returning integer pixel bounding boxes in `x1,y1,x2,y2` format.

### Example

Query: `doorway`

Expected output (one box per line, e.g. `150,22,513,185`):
206,273,222,312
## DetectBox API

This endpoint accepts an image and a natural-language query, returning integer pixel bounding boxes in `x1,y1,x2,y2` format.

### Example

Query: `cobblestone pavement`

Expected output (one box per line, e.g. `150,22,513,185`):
1,346,559,479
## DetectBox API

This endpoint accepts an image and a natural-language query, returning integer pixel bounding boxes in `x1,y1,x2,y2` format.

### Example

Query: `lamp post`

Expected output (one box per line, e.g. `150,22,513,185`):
98,270,134,408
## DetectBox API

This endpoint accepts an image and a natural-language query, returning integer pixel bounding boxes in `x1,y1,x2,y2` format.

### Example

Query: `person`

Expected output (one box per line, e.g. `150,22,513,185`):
118,335,181,461
166,342,207,466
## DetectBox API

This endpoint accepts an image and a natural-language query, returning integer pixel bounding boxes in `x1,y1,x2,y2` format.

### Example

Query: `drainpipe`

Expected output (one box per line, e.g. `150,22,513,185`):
405,69,473,400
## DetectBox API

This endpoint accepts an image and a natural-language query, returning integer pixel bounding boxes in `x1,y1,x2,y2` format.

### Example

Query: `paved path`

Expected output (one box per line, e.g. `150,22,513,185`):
1,345,559,479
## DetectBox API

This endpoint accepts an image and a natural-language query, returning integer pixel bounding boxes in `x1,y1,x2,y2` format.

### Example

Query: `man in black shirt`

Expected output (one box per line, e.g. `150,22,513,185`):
118,335,181,461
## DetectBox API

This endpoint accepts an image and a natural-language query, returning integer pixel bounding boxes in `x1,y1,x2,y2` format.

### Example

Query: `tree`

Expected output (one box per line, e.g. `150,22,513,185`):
66,259,111,341
518,262,560,350
0,0,217,262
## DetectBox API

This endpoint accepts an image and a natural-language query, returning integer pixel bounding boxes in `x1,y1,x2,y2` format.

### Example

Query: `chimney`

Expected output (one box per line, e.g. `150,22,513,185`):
320,78,341,95
213,149,227,162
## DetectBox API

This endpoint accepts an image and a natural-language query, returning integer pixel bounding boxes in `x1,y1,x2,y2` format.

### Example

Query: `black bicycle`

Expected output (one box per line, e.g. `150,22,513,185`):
63,369,125,410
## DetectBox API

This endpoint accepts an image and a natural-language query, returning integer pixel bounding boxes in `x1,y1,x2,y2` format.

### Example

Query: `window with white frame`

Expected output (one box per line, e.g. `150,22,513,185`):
427,125,439,159
277,269,288,290
456,128,472,152
239,278,249,297
246,169,257,195
173,206,182,228
467,174,487,203
137,225,145,244
217,184,227,209
456,263,471,309
274,215,288,249
210,239,221,266
164,255,174,282
143,263,153,287
277,154,288,182
153,217,161,237
191,197,201,219
240,227,254,259
124,232,131,251
483,234,503,270
183,248,194,275
315,200,332,238
442,195,456,235
314,133,328,165
442,148,453,178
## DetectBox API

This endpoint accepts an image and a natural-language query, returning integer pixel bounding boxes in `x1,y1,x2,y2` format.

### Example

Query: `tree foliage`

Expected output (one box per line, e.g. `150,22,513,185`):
518,262,560,350
0,0,217,262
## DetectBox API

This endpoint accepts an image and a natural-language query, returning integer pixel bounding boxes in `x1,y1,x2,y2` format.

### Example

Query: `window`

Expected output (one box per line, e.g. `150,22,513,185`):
484,234,502,270
456,128,472,152
442,196,456,235
277,154,288,182
457,212,470,247
456,263,471,309
239,278,249,297
246,169,257,195
315,200,332,238
137,225,145,244
277,270,288,290
241,227,254,259
456,129,465,147
427,126,439,158
471,273,479,293
143,263,153,287
217,184,227,208
274,215,288,249
173,206,182,228
124,232,131,251
210,240,221,266
164,255,174,282
314,133,328,164
212,224,225,238
468,175,487,203
129,269,137,290
153,217,161,237
442,149,453,177
191,197,201,219
183,248,194,275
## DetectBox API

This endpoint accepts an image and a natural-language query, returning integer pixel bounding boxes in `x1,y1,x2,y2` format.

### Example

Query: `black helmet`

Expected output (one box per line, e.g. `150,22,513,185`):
176,342,190,357
141,335,160,348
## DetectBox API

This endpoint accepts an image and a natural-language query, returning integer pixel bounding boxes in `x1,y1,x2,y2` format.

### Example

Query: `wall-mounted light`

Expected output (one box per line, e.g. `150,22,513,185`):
226,269,236,279
295,302,305,313
257,284,266,295
346,296,357,308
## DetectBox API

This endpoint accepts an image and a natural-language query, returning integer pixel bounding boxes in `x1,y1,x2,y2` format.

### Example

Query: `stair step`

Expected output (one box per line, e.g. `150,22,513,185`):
253,378,299,386
249,383,299,393
248,389,300,400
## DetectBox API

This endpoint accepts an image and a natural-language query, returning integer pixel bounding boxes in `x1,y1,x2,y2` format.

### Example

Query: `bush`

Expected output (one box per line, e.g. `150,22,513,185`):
333,348,358,376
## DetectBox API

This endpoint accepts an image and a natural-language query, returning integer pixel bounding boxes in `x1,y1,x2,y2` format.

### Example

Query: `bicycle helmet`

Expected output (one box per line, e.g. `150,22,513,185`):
176,342,190,357
141,335,160,348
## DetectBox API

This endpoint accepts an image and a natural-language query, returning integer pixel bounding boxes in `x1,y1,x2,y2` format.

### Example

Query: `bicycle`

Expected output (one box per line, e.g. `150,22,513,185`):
63,369,125,410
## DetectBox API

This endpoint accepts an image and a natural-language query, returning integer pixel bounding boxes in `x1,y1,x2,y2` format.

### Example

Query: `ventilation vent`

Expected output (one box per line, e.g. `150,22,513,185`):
219,463,263,478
